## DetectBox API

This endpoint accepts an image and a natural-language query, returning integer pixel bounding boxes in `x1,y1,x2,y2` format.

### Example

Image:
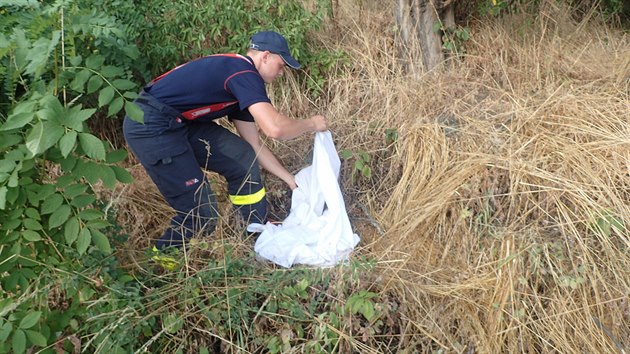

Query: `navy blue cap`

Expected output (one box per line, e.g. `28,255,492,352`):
249,31,301,69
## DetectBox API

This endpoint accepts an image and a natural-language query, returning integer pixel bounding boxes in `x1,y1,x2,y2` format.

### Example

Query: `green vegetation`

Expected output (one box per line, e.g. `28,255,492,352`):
0,2,142,351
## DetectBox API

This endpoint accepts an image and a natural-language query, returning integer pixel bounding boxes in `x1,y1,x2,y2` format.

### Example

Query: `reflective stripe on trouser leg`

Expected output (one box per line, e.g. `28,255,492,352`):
229,187,265,205
230,186,267,225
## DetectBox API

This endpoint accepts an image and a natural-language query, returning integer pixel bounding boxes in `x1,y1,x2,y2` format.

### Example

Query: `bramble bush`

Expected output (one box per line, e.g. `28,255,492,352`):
0,1,143,352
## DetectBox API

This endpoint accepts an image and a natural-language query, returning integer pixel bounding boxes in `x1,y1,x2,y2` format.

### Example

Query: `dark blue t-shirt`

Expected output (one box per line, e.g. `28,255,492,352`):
146,54,270,123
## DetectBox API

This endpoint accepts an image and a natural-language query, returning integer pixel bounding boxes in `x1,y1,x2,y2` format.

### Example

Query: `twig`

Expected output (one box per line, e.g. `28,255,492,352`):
592,316,627,354
357,202,385,235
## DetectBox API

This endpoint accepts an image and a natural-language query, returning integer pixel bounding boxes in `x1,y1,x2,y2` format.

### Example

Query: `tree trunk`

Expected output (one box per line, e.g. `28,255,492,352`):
396,0,444,73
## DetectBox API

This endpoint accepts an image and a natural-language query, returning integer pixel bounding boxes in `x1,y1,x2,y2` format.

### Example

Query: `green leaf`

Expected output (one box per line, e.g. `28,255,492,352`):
49,204,71,229
59,156,77,172
112,166,133,183
0,160,16,173
101,65,123,78
87,75,104,94
362,166,372,178
22,219,43,231
0,321,12,342
64,183,88,199
59,131,77,158
78,133,106,160
25,31,60,77
8,169,19,188
100,166,117,190
4,149,25,161
25,121,64,156
64,217,80,245
37,185,55,202
25,329,47,347
19,311,41,329
340,149,353,159
70,194,96,208
77,227,91,255
123,91,139,99
25,208,40,220
11,98,37,115
0,112,34,131
78,208,103,221
459,28,470,41
112,79,136,90
81,162,102,184
76,108,96,125
108,97,124,117
70,69,91,92
25,122,44,156
69,55,82,66
0,134,21,149
105,149,128,163
125,101,144,123
86,54,105,70
41,193,64,215
22,230,42,242
0,186,7,210
87,220,110,229
163,313,184,334
433,21,442,33
12,328,26,354
91,229,111,254
98,86,115,107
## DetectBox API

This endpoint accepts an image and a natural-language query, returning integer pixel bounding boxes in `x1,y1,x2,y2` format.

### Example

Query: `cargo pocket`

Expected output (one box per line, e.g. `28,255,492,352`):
144,144,203,199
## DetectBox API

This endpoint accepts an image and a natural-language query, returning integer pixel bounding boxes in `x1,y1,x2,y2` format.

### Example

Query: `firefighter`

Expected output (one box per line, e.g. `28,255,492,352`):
123,31,328,250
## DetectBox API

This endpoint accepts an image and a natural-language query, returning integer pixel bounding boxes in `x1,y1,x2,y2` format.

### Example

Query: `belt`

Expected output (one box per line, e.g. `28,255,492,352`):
135,91,185,120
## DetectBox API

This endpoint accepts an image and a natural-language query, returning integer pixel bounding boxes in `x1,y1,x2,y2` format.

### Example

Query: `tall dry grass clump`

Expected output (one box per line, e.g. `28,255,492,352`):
301,1,629,352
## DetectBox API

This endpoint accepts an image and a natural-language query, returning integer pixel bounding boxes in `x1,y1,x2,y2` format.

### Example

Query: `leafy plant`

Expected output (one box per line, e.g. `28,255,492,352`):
442,26,471,55
0,1,142,352
341,149,372,182
477,0,510,17
95,0,345,95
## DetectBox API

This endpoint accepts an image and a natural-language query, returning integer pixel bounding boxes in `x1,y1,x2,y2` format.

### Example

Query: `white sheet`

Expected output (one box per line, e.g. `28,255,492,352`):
248,131,360,268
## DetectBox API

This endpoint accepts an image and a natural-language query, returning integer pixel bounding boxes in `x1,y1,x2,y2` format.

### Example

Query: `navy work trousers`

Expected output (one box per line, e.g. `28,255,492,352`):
123,93,267,249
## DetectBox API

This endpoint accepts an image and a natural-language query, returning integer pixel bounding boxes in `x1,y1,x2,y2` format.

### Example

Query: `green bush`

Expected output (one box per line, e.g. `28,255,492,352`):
0,1,142,352
96,0,346,94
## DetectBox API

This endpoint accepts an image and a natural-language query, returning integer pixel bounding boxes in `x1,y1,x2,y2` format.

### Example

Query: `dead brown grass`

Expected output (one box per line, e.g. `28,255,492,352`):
103,1,629,352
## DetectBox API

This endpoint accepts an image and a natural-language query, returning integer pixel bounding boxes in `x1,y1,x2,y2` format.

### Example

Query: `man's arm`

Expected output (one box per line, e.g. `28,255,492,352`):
248,102,327,140
233,119,297,189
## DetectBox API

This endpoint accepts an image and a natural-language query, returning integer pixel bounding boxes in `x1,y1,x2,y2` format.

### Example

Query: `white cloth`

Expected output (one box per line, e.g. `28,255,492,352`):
248,131,360,268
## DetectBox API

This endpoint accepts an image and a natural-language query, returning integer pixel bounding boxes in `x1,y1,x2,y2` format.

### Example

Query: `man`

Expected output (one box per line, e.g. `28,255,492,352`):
123,31,328,250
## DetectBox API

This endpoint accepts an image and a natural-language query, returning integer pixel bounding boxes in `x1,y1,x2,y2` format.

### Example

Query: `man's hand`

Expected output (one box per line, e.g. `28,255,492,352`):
310,115,328,132
287,175,298,190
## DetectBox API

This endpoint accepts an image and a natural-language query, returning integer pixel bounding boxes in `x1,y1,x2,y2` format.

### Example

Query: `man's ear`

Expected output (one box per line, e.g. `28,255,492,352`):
262,50,271,62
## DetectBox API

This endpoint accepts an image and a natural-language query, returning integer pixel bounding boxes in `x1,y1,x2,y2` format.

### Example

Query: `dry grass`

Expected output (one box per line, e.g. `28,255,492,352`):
103,1,630,352
297,1,629,353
